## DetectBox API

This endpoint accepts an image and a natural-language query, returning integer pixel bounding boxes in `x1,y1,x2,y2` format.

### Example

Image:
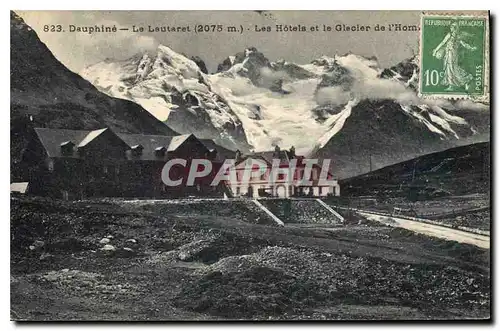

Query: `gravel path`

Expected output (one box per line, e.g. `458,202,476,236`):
358,211,490,249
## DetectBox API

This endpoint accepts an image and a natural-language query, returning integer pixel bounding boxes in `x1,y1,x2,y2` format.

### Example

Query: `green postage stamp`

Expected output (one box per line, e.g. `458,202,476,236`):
419,13,489,101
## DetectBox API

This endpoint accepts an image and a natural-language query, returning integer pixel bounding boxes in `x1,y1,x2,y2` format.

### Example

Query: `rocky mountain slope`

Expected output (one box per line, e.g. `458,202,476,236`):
81,41,489,178
341,141,490,197
10,11,178,180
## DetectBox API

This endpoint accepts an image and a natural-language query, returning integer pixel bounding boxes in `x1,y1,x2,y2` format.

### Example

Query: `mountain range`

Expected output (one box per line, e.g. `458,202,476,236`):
82,44,489,178
11,10,490,180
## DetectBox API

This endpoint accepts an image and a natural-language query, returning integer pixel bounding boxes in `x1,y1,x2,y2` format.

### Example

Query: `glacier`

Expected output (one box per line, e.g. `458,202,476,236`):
81,45,485,155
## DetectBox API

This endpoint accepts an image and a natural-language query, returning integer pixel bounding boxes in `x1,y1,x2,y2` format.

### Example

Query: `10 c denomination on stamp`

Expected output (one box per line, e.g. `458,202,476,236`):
419,12,489,101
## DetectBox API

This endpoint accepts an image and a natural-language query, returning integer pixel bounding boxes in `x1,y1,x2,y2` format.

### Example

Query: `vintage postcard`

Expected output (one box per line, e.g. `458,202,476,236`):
10,10,490,321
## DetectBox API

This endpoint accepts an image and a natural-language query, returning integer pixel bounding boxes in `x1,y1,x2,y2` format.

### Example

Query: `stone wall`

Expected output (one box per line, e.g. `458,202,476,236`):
259,199,340,224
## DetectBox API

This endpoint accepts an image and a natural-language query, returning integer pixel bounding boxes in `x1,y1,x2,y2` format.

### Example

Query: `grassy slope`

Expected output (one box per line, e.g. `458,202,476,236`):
340,141,490,197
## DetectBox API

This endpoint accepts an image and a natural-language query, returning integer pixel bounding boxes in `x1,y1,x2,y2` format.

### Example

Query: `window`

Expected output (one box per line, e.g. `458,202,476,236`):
47,159,54,172
60,141,75,156
131,145,144,157
103,165,108,174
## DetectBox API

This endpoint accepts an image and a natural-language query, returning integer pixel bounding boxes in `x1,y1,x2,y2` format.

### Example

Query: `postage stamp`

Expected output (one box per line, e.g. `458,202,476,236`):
419,13,489,101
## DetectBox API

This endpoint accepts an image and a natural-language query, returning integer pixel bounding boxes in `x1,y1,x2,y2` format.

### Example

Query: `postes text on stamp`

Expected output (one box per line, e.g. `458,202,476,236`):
419,13,489,100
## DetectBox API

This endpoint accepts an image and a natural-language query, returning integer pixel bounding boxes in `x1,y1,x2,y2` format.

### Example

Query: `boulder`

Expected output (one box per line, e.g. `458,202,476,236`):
117,247,136,258
101,244,116,252
39,252,53,261
177,238,220,263
29,240,45,250
99,238,111,244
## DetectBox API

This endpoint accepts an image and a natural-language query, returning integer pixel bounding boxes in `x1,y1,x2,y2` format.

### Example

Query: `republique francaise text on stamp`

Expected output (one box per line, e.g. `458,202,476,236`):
419,12,489,101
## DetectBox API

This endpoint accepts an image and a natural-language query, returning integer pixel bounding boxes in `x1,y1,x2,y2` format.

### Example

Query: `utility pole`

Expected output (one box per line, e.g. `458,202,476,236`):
369,154,373,173
412,159,418,182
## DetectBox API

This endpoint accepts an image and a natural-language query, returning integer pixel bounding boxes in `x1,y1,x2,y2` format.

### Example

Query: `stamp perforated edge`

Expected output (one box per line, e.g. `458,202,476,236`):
418,11,490,104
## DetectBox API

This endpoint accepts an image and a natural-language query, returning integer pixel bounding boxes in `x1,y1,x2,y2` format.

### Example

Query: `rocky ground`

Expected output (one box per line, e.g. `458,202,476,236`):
10,196,490,321
436,210,490,231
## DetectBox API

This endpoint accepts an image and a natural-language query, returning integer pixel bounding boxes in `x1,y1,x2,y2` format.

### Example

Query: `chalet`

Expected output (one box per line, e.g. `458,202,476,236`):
21,127,226,199
226,146,340,198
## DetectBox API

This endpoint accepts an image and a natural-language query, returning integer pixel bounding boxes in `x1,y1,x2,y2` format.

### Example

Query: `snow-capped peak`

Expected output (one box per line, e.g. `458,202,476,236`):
244,48,255,57
82,46,486,157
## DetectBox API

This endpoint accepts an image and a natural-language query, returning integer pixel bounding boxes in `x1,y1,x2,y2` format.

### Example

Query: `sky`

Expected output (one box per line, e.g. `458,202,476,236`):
17,10,422,73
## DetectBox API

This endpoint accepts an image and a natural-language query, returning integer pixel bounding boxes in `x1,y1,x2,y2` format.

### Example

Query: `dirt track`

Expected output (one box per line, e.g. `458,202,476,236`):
10,197,491,321
357,212,490,249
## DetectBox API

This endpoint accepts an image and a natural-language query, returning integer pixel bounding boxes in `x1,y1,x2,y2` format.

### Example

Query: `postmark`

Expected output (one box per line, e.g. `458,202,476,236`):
419,13,489,101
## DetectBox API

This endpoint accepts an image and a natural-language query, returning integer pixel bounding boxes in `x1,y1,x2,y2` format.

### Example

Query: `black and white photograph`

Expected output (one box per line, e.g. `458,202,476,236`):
9,9,491,321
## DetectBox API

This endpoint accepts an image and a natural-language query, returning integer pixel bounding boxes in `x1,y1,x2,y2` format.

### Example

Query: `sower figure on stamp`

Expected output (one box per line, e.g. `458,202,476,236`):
432,21,477,91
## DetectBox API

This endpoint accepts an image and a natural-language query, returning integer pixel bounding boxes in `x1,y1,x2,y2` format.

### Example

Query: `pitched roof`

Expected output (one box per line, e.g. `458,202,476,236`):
116,133,174,161
168,134,192,152
249,150,291,165
10,182,29,193
199,139,218,152
34,128,92,158
78,128,108,147
200,139,235,161
33,128,231,162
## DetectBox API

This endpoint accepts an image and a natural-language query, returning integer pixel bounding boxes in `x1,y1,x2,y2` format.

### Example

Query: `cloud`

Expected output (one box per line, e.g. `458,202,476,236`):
316,77,419,106
316,74,490,112
316,86,351,106
217,76,264,97
355,79,419,104
17,12,159,72
69,19,160,66
453,100,489,111
259,67,291,88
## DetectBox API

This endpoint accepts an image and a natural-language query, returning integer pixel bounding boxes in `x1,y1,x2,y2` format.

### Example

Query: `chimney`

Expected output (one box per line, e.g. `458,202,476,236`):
273,145,281,158
235,149,242,163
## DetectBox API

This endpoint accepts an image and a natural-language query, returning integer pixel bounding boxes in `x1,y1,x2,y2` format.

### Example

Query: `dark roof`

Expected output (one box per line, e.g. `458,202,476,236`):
200,139,236,161
78,128,108,147
33,128,232,162
249,150,292,165
199,139,218,152
34,128,93,158
117,133,175,161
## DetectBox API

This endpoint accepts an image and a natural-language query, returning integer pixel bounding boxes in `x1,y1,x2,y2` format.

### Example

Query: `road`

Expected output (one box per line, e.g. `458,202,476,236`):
357,211,490,249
